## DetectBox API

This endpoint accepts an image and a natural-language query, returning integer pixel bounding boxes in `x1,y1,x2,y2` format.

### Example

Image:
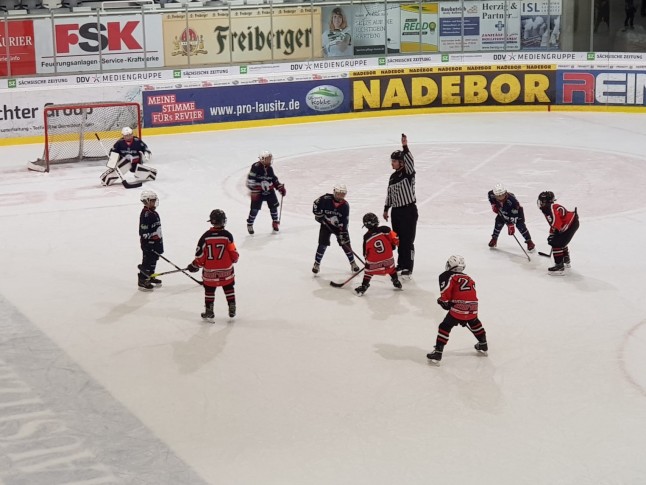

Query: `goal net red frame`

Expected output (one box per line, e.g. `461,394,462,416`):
28,101,142,173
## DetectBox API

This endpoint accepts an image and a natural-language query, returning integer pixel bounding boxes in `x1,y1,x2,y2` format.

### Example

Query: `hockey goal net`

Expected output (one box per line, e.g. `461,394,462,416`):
28,102,142,172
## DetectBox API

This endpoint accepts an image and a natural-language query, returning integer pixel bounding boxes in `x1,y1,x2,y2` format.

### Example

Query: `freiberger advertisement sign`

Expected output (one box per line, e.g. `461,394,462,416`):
162,7,322,65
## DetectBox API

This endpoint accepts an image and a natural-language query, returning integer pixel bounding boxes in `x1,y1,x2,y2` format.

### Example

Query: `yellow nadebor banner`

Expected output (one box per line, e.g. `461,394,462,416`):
163,7,322,66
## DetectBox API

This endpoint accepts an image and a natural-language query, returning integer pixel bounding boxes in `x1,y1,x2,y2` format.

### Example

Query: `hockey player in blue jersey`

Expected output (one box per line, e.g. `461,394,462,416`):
312,184,360,274
100,127,156,186
487,183,535,251
246,150,286,234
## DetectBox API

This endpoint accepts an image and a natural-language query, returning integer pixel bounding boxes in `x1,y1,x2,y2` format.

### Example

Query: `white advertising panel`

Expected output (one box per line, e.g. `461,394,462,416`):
0,85,141,137
34,15,163,74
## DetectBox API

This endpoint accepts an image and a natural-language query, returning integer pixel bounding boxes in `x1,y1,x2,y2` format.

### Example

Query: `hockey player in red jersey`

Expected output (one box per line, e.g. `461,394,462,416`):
427,255,488,365
187,209,239,320
354,213,402,295
537,191,580,274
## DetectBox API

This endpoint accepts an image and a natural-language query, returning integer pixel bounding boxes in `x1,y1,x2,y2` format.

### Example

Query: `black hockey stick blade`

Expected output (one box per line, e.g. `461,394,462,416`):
538,251,551,257
121,178,143,189
329,267,365,288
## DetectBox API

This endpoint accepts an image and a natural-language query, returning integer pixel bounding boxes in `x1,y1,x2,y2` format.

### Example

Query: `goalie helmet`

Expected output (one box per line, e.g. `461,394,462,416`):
208,209,227,227
259,150,272,165
140,190,158,207
362,212,379,229
493,183,507,197
122,126,133,137
537,191,555,209
391,150,404,161
445,255,466,272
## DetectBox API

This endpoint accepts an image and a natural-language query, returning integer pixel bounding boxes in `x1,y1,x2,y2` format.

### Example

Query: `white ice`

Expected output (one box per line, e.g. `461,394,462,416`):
1,112,646,484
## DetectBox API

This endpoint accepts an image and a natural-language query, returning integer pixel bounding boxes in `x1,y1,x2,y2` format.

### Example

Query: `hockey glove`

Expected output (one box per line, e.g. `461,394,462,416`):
547,234,555,245
187,263,200,273
507,224,515,236
491,204,499,214
144,152,151,162
437,298,452,311
337,232,350,246
277,184,286,197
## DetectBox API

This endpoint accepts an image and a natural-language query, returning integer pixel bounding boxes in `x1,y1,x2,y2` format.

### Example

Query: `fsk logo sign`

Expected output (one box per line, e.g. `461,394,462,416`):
55,21,142,54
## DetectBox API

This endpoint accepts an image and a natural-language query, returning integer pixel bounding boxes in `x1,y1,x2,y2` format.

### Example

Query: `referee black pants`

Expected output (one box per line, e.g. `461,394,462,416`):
391,204,418,272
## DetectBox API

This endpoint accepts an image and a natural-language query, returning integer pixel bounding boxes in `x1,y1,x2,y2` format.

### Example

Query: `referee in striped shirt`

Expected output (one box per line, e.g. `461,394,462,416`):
383,133,418,276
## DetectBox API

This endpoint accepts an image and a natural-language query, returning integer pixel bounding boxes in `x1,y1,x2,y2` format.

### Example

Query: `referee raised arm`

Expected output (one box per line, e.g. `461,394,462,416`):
383,133,418,277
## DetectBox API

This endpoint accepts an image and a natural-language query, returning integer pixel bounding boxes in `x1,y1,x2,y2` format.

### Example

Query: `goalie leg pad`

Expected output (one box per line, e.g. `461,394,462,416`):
117,158,132,173
100,168,121,186
134,163,157,182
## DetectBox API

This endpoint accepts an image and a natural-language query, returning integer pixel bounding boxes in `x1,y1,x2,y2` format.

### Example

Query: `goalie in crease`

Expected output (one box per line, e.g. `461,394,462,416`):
100,127,157,186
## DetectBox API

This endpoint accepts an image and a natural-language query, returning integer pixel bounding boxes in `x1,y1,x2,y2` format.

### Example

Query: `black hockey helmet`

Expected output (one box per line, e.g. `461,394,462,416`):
362,212,379,229
208,209,227,227
391,150,404,161
537,191,555,209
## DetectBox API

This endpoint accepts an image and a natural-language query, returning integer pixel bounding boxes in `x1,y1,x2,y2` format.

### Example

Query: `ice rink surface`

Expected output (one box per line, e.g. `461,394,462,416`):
1,112,646,484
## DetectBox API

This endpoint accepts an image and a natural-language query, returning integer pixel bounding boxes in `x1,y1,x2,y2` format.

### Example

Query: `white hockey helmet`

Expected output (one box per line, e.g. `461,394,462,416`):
122,126,133,137
140,190,158,207
493,183,507,197
259,150,273,165
333,183,347,195
445,255,465,272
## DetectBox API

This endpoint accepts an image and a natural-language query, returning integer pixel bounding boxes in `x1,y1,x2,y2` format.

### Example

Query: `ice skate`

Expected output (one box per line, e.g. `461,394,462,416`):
392,277,402,290
475,341,488,355
228,302,236,318
401,269,412,279
548,263,565,275
138,276,154,291
354,284,369,296
312,262,320,274
426,347,443,365
272,221,280,232
488,237,497,248
247,224,254,235
526,240,535,251
148,277,162,286
201,304,215,321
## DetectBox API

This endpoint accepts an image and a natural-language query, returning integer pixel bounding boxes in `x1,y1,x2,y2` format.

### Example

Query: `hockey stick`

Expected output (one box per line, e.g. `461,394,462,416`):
538,249,552,258
154,251,203,286
147,268,187,280
330,267,365,288
512,233,531,261
94,133,143,189
278,194,284,223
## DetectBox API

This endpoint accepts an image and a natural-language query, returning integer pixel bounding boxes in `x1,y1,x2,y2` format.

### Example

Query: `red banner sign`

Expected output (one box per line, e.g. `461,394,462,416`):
0,20,37,76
